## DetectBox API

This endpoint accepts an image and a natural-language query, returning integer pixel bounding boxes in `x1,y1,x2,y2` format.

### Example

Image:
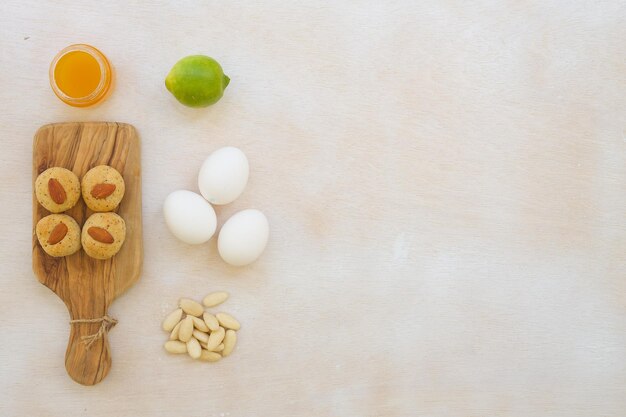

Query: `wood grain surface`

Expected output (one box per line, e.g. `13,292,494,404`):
33,122,142,385
1,1,625,416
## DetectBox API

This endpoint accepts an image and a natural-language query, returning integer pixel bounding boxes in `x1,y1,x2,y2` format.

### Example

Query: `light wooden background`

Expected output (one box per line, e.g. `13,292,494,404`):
0,1,624,416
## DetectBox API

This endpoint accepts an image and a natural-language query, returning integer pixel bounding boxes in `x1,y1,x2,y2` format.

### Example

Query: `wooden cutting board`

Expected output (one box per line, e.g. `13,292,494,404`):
32,122,142,386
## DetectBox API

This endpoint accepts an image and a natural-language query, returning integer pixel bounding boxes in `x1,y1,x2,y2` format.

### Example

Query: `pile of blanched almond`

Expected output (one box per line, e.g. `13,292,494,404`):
162,292,239,362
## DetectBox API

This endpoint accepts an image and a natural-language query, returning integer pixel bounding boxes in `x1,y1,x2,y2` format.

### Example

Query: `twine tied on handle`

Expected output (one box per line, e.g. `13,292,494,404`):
69,315,118,350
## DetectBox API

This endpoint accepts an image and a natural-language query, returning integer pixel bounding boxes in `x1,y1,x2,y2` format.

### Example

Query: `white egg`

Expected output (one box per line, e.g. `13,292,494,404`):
198,146,249,205
218,209,269,266
163,190,217,244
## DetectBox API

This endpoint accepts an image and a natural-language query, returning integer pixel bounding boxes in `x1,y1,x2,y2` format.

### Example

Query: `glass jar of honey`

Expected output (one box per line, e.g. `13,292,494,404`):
49,44,112,107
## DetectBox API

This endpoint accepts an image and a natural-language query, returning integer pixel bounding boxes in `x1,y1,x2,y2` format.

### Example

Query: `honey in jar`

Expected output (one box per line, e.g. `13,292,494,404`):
49,44,112,107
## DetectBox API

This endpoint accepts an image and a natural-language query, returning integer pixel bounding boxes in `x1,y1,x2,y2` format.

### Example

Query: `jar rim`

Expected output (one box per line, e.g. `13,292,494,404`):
49,44,111,105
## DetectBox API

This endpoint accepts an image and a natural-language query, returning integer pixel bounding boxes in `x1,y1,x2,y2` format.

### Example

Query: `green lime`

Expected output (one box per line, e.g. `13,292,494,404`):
165,55,230,108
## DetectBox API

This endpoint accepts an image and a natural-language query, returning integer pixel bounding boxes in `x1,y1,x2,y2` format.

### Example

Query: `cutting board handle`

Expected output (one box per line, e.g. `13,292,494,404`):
65,315,114,385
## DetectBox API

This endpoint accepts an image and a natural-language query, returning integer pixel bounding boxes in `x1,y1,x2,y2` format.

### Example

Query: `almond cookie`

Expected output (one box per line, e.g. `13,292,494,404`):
81,165,125,212
36,214,81,257
81,212,126,259
35,167,81,213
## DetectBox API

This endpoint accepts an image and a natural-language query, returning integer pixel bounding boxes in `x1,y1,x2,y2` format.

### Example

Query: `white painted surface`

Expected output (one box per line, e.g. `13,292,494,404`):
0,1,625,416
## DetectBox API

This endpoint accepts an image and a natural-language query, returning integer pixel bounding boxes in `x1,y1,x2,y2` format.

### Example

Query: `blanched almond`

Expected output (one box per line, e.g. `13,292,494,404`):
206,326,225,351
91,183,116,199
164,340,187,354
47,222,68,244
179,298,203,317
222,330,237,357
162,308,183,332
88,227,114,244
187,337,201,359
202,291,229,308
191,316,209,332
213,343,224,352
216,313,240,330
178,316,194,342
48,178,66,204
169,321,182,340
203,312,219,331
200,342,209,350
199,350,221,362
193,329,209,343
